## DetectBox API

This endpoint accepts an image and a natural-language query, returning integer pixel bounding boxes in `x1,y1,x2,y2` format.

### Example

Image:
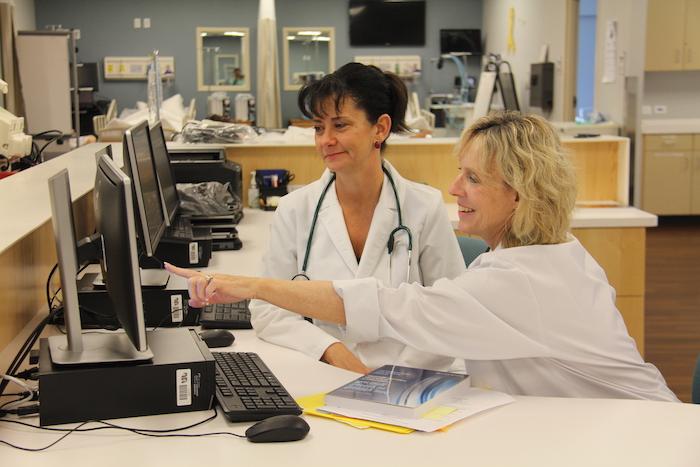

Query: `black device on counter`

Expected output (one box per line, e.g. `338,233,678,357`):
68,273,200,328
39,329,215,426
530,62,554,112
168,147,243,250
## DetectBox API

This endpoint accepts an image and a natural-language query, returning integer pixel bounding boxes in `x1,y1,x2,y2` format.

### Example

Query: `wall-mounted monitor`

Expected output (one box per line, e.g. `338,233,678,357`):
440,29,482,55
349,1,425,47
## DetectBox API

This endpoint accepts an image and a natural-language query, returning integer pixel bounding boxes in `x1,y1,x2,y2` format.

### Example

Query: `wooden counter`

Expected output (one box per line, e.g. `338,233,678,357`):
0,137,650,360
219,135,630,207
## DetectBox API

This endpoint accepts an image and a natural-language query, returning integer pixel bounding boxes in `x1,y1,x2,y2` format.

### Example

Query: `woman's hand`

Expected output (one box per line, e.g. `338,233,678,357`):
164,263,257,308
321,342,371,374
166,263,347,325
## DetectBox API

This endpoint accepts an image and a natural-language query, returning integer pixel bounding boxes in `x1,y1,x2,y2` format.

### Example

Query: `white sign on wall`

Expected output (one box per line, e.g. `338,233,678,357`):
103,56,175,80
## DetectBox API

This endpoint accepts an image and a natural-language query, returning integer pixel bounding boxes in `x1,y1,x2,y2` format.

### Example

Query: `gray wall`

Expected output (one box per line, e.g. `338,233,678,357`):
35,0,483,125
643,71,700,119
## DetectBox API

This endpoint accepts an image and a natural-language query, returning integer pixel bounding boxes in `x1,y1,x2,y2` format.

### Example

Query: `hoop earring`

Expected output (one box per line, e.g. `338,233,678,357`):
374,141,381,149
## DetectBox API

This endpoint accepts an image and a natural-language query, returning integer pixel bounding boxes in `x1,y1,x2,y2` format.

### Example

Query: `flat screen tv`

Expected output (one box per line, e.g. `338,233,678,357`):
440,29,482,55
349,1,425,47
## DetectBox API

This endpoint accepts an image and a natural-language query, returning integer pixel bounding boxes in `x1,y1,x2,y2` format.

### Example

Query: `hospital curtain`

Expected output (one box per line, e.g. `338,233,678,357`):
0,3,25,116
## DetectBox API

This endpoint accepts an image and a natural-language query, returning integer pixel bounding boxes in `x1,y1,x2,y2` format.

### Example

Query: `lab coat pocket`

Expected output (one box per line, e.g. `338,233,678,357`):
388,237,410,287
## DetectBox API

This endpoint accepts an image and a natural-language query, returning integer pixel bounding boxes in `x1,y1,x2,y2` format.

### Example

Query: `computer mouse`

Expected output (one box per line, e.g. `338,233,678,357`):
245,415,310,443
198,329,235,348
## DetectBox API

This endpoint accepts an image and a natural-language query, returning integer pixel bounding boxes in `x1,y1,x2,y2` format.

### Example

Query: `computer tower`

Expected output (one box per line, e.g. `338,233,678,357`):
38,328,215,426
68,273,201,328
530,62,554,112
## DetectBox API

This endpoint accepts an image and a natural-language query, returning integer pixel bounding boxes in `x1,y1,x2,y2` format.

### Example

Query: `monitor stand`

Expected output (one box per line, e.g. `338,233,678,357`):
92,268,170,289
48,332,154,365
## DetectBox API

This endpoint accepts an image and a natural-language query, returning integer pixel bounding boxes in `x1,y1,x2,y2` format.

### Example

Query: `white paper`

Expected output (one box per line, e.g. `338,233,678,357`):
319,388,515,432
602,20,617,84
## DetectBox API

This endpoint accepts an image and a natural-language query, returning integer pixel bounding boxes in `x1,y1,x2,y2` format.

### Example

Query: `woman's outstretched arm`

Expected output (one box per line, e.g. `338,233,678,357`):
165,263,347,325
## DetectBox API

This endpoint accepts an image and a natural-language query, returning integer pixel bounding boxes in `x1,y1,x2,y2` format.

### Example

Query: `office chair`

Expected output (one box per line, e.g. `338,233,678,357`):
456,235,488,267
692,354,700,403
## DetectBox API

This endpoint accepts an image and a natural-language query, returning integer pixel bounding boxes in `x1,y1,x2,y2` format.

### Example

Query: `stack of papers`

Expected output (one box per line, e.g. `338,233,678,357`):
298,388,514,433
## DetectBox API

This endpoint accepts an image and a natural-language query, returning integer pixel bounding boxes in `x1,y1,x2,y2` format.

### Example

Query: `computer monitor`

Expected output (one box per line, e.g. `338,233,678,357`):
149,121,179,225
46,164,153,365
77,62,99,91
123,120,167,257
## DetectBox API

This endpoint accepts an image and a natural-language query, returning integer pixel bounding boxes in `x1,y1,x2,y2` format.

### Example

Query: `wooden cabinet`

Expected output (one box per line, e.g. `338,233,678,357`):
642,134,700,214
646,0,700,71
693,135,700,213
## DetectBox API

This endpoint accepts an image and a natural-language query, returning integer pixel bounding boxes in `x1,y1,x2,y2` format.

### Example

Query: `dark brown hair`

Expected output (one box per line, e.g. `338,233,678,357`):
297,62,409,150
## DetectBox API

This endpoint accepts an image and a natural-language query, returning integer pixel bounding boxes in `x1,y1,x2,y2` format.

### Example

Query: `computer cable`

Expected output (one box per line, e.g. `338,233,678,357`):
0,407,249,452
0,374,34,411
0,263,66,398
45,263,59,313
150,305,189,332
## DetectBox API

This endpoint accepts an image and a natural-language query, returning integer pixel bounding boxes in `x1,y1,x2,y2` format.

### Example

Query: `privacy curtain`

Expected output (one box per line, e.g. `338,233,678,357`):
256,0,281,128
0,3,25,117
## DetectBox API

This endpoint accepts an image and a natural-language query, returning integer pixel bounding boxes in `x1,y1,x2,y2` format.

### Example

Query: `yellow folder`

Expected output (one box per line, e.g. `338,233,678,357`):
296,393,414,434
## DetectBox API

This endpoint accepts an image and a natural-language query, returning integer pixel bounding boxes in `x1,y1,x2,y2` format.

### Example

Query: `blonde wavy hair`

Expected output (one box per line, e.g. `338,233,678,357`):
455,112,577,248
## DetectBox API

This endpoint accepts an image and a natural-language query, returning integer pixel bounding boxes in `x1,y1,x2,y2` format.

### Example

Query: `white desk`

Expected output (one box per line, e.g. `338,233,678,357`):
1,328,700,467
1,152,698,465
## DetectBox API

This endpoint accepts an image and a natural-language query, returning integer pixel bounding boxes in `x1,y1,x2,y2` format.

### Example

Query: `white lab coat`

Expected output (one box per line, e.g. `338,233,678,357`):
335,237,679,401
250,161,466,370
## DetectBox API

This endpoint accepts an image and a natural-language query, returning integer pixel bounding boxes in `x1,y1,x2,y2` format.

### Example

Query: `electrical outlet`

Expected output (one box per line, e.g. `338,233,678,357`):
642,105,652,116
143,18,151,29
653,105,667,114
133,17,142,29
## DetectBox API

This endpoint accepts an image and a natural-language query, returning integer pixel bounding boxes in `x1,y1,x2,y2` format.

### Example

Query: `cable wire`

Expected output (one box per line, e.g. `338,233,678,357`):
0,408,247,452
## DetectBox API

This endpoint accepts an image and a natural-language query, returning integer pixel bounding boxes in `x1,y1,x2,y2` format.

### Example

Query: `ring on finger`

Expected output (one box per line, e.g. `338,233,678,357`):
204,274,214,286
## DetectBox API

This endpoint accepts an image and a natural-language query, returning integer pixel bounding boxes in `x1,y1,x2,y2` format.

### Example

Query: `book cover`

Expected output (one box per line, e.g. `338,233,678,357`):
324,365,470,418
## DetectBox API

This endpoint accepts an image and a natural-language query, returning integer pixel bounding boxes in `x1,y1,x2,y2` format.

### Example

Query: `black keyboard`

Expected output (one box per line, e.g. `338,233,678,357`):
212,351,302,422
199,300,252,329
165,218,194,239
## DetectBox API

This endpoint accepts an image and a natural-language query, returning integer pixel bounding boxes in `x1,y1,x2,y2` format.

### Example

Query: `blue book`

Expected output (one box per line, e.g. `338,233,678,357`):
325,365,470,418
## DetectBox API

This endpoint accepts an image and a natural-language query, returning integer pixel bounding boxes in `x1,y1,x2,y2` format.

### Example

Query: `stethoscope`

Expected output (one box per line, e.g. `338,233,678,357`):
291,164,413,283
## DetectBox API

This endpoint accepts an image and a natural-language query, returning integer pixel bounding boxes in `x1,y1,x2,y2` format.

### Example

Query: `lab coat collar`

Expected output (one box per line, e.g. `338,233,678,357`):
317,177,360,275
356,169,399,278
316,161,407,278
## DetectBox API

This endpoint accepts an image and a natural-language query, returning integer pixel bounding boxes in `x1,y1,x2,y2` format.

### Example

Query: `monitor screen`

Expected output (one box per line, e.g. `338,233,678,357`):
95,154,149,352
77,62,99,91
123,120,166,257
149,121,179,224
349,1,425,46
440,29,482,55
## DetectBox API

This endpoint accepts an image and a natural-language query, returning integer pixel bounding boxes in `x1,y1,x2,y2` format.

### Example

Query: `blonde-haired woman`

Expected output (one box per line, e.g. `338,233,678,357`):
169,112,678,401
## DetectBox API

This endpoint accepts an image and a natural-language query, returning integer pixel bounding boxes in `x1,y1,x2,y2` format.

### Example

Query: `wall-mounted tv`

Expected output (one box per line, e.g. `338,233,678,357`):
440,29,482,55
349,1,426,47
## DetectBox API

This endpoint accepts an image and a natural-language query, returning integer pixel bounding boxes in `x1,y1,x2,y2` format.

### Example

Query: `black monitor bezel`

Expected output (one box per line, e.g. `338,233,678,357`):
123,120,167,257
95,154,149,352
149,121,179,226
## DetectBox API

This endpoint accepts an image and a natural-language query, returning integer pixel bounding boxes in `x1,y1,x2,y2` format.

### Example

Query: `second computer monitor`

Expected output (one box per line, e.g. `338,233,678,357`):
123,120,167,257
149,121,179,225
95,154,150,354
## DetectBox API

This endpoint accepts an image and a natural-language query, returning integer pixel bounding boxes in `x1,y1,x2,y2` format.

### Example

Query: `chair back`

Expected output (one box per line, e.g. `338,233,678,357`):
457,236,488,267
